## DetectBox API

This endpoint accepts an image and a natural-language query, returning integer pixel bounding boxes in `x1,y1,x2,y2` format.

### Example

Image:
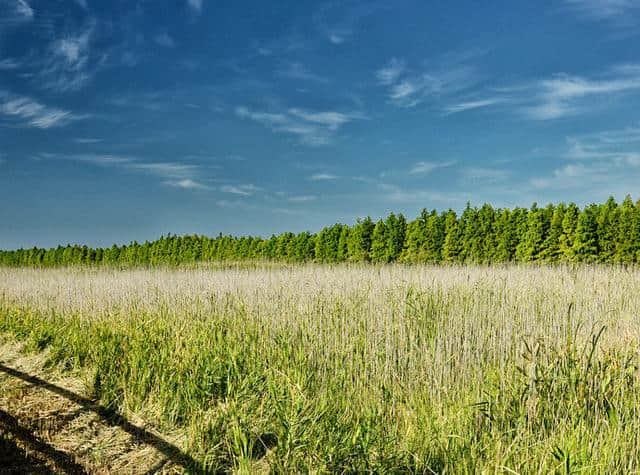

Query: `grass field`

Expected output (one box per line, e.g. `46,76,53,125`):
1,264,640,473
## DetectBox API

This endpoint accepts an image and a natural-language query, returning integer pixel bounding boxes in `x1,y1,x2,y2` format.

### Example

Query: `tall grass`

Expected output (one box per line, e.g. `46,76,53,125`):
1,264,640,472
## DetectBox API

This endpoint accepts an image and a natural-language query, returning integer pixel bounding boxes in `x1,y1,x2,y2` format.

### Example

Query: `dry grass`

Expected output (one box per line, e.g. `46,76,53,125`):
1,263,640,472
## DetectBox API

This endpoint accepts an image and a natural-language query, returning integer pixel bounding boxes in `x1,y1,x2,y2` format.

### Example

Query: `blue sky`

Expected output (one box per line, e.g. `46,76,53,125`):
1,0,640,248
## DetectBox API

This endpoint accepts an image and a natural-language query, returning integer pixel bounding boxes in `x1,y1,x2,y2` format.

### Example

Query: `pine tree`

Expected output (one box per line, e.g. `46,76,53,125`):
615,195,637,263
348,217,374,262
337,227,350,262
559,203,579,261
573,204,599,262
386,213,406,262
401,209,429,262
422,211,445,262
442,210,463,263
596,196,619,263
540,203,565,262
477,204,497,262
370,219,389,263
494,209,517,262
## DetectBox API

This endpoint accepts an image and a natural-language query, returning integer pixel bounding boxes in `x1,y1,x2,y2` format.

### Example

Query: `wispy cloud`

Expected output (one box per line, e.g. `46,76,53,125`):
41,22,100,92
565,126,640,164
15,0,33,18
220,184,259,196
309,173,338,181
276,62,329,83
378,183,465,205
328,32,349,44
0,91,87,129
376,57,481,108
0,58,21,70
0,0,33,25
154,32,176,48
564,0,640,22
531,125,640,193
235,105,364,146
288,195,317,202
376,58,406,86
166,178,208,190
443,97,505,115
187,0,203,13
523,67,640,119
442,63,640,119
44,153,210,190
73,137,103,144
409,160,455,175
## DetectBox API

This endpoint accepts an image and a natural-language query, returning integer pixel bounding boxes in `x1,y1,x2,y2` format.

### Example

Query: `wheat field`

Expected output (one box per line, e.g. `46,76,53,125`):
2,263,640,473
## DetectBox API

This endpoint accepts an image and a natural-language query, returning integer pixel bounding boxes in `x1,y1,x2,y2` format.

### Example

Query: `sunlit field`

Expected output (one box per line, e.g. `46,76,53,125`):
2,264,640,473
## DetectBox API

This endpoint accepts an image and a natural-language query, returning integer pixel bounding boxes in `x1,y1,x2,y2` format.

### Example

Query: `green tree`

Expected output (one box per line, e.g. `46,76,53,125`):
572,204,599,262
442,210,463,263
370,219,389,263
615,195,637,263
559,203,579,261
348,217,375,262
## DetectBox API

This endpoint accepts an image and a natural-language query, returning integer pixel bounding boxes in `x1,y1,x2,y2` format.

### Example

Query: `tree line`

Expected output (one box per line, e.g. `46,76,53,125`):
3,196,640,267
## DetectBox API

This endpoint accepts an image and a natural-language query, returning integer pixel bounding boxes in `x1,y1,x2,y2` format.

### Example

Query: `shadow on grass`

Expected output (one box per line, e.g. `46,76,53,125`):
0,408,86,474
0,363,204,474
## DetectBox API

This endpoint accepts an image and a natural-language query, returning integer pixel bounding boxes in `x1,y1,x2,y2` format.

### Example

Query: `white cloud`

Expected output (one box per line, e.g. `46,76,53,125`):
220,184,259,196
288,108,357,129
236,105,364,146
565,126,640,165
443,97,505,115
187,0,203,13
328,33,346,44
166,178,208,190
0,92,86,129
376,58,406,86
378,183,465,205
73,137,103,144
531,125,640,193
0,0,33,26
409,160,455,174
522,70,640,119
288,195,317,202
439,63,640,119
309,173,337,181
376,57,480,108
42,23,97,92
0,58,21,70
565,0,640,21
46,153,209,190
14,0,33,18
155,33,176,48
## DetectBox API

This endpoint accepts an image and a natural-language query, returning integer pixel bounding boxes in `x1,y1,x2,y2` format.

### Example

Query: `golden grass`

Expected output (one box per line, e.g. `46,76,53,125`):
1,263,640,472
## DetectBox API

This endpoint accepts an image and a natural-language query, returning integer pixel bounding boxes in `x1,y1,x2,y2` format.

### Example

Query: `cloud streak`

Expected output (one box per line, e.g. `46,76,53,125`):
41,22,100,92
235,105,364,146
45,153,211,190
443,63,640,119
409,160,456,174
564,0,640,22
309,173,338,181
220,184,259,196
0,91,87,128
376,57,481,108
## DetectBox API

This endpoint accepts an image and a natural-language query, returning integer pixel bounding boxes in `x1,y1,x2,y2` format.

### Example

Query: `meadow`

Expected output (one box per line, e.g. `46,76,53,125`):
1,263,640,473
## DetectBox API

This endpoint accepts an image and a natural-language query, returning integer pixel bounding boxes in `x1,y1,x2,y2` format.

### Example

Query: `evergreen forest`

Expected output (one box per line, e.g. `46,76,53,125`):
3,195,640,267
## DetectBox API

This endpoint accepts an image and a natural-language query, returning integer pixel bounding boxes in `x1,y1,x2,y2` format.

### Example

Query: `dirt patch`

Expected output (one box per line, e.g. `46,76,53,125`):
0,341,188,474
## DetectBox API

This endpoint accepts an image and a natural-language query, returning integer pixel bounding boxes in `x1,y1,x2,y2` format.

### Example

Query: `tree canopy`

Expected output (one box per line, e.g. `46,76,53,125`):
3,196,640,267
